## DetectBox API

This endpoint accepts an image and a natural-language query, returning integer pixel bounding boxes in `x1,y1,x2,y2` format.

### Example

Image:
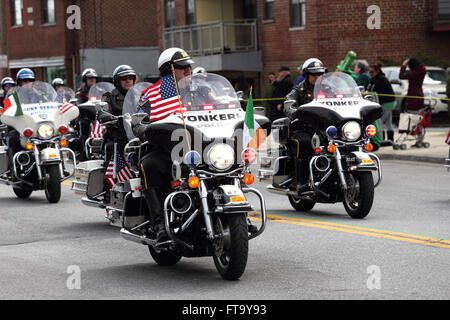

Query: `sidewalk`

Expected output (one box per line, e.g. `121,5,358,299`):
374,129,450,164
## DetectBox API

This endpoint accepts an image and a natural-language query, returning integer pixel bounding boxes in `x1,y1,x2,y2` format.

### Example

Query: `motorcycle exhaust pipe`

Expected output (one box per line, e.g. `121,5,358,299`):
313,155,331,172
169,192,193,215
16,152,31,167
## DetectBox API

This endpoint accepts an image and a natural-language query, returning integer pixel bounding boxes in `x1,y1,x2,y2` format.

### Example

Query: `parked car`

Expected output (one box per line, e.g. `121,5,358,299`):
381,66,448,115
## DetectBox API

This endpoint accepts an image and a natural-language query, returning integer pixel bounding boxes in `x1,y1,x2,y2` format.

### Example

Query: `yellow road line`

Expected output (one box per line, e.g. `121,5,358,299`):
249,213,450,249
61,180,72,186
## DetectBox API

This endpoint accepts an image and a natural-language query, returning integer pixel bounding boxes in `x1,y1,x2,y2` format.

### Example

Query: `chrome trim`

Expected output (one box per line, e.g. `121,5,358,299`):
242,187,267,240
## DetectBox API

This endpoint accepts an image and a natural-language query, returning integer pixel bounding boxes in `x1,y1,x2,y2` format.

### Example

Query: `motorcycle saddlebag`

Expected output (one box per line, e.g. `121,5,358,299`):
271,117,290,145
0,146,9,174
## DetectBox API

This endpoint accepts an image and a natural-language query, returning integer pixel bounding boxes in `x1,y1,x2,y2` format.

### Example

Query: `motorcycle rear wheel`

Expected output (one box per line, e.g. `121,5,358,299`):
13,183,33,199
212,213,248,280
288,195,316,212
148,246,182,266
343,171,374,219
44,165,61,203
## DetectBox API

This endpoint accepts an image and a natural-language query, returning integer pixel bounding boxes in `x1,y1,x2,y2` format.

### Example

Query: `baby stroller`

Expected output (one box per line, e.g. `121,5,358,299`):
393,89,435,150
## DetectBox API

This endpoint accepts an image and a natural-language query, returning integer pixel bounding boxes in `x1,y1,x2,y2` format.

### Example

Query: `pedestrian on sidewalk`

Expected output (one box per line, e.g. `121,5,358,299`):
270,66,293,122
367,64,396,143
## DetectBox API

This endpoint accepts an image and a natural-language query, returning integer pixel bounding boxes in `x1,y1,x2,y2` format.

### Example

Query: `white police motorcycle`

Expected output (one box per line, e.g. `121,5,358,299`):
0,82,78,203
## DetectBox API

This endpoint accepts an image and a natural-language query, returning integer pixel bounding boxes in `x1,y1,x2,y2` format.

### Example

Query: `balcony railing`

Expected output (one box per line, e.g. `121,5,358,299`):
163,19,258,56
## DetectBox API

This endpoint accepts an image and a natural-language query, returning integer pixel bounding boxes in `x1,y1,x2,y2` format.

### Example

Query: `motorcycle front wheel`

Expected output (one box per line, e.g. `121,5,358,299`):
44,165,61,203
342,171,374,219
212,213,248,280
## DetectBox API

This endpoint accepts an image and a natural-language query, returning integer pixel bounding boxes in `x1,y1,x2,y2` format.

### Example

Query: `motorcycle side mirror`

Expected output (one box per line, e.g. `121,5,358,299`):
363,95,376,102
390,79,401,85
284,99,296,113
254,106,266,116
236,90,244,99
358,86,365,93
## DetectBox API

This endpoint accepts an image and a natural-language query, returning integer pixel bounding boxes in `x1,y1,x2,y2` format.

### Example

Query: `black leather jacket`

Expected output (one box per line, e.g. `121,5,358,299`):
284,79,315,119
99,88,128,142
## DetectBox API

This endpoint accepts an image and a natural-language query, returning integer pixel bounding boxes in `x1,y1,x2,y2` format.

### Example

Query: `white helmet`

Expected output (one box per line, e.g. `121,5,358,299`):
52,78,64,87
82,68,98,81
193,66,206,74
158,47,194,75
302,58,326,75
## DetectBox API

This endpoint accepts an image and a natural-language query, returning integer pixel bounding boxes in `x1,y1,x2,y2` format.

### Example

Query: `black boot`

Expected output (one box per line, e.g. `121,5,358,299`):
142,187,169,242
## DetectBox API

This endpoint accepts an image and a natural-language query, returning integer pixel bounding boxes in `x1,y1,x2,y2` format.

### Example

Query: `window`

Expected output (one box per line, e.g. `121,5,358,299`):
436,0,450,22
290,0,305,28
42,0,55,24
165,0,175,27
10,0,23,26
264,0,274,20
186,0,196,25
243,0,257,19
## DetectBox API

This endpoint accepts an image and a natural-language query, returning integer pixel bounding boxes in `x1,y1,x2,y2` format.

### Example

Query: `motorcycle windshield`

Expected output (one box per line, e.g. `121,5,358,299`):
56,86,75,104
88,82,114,102
122,82,152,140
18,81,57,105
313,72,362,100
177,73,240,111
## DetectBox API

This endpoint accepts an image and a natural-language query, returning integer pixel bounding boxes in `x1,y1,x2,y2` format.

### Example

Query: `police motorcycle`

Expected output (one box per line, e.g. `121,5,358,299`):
86,73,269,280
75,82,114,161
259,72,382,219
0,82,78,203
72,82,151,222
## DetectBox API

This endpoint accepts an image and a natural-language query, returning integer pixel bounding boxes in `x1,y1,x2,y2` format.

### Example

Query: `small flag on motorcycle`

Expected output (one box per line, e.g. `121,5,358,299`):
243,86,266,150
1,92,23,117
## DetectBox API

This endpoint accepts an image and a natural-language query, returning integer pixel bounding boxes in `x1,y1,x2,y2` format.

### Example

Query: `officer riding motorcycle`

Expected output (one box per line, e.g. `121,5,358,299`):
261,58,382,219
76,68,99,104
98,65,137,167
1,77,16,108
134,48,195,242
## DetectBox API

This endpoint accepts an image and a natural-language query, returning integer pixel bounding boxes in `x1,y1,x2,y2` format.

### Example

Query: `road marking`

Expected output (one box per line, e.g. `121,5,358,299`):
249,212,450,249
62,180,72,186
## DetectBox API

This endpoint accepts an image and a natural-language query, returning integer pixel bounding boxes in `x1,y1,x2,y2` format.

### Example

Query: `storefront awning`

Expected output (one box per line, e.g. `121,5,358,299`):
9,56,65,69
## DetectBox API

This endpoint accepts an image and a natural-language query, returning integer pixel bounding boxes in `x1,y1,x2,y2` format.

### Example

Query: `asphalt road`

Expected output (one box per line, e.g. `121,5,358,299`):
0,160,449,300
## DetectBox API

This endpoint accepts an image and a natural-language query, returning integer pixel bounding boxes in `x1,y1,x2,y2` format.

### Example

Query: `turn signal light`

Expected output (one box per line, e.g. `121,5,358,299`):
365,143,373,152
243,173,254,185
188,176,199,189
26,143,33,150
60,139,67,147
327,144,337,153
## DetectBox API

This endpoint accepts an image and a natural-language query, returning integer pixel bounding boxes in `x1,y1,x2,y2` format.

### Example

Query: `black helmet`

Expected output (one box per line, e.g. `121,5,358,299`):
302,58,326,76
112,65,137,87
82,68,98,82
158,47,195,76
1,77,15,89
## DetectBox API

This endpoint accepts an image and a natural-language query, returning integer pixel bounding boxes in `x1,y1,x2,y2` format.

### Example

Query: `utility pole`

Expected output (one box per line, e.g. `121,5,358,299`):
0,0,8,78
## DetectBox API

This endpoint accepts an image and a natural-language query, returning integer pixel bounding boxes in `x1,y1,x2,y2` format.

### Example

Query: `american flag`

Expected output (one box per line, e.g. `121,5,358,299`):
90,120,105,138
142,74,181,122
104,144,133,188
60,102,75,114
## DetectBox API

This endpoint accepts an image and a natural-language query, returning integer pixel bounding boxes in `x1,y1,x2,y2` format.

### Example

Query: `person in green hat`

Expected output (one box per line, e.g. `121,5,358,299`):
336,50,358,80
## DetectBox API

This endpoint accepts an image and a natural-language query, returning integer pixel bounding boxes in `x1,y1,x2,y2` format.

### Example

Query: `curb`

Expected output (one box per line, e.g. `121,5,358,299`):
376,153,446,165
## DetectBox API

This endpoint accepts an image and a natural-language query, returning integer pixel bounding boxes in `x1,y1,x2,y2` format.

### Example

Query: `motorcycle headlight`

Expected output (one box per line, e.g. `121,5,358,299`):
208,143,235,171
38,124,54,139
342,121,361,141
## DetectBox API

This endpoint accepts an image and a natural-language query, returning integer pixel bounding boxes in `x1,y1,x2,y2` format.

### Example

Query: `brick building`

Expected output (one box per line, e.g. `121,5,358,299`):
158,0,450,96
0,0,449,93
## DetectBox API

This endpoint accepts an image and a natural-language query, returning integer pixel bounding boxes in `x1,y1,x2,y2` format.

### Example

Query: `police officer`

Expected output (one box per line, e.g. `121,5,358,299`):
0,77,15,108
52,78,64,92
99,64,137,163
284,58,326,189
134,47,194,242
76,68,98,104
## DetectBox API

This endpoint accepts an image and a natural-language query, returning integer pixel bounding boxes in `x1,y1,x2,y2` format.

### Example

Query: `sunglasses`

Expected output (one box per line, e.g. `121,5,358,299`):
120,76,135,81
174,65,191,70
4,83,14,87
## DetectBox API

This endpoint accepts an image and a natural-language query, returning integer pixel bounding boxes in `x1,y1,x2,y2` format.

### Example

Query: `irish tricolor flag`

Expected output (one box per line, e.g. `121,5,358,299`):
1,92,23,117
243,88,266,150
